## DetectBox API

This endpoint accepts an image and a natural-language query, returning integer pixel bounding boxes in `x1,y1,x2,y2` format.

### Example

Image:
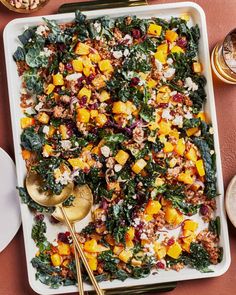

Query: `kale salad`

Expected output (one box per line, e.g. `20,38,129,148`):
14,10,222,289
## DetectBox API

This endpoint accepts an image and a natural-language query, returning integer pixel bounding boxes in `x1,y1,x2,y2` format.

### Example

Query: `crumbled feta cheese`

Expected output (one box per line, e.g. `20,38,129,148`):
123,34,133,45
133,218,140,225
55,171,71,185
42,47,53,57
42,125,50,135
172,115,183,127
114,164,122,172
170,91,177,96
101,146,110,158
35,102,44,112
163,67,176,78
66,73,82,81
36,25,49,36
127,205,133,210
101,215,107,222
132,195,137,199
184,111,193,119
52,241,58,247
162,109,173,120
123,48,130,57
140,233,148,240
118,199,124,205
155,59,163,72
167,58,173,65
184,77,198,91
113,50,123,59
61,140,72,151
210,150,215,155
209,127,214,134
20,88,27,95
94,22,102,33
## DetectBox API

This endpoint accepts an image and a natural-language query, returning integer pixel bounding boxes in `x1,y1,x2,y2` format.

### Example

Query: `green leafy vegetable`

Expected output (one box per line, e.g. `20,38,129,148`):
21,127,44,151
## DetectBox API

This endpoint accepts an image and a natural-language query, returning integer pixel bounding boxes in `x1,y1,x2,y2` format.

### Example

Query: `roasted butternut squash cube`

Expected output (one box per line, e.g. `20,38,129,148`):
175,138,185,156
72,59,83,72
131,258,142,267
144,214,153,222
20,117,35,129
181,242,190,252
196,111,206,122
84,239,98,253
147,23,162,36
68,157,89,170
51,253,62,267
77,108,90,123
155,177,164,187
159,85,171,93
42,144,53,157
88,257,98,271
113,246,124,255
171,45,184,54
45,83,55,95
53,73,64,86
147,78,157,88
154,50,167,64
165,207,178,224
178,172,193,185
90,110,98,118
95,114,107,127
186,127,199,137
158,120,172,135
156,92,170,103
78,87,92,101
92,74,106,89
112,101,127,114
173,213,184,226
89,52,101,63
182,229,196,244
99,90,110,102
196,159,205,176
58,242,71,256
169,157,177,168
22,149,31,160
183,220,198,231
148,121,159,131
125,101,136,115
169,129,179,139
157,43,168,54
165,30,178,42
193,62,202,73
146,200,162,215
154,242,167,260
132,159,147,174
163,142,174,153
125,227,135,241
185,147,197,162
83,67,91,77
59,124,68,140
37,112,50,124
119,249,133,263
98,59,113,72
167,242,182,259
75,42,91,55
115,150,129,165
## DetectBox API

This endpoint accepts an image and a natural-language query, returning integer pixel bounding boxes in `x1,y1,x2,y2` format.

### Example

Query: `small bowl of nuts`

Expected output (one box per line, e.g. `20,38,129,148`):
0,0,49,13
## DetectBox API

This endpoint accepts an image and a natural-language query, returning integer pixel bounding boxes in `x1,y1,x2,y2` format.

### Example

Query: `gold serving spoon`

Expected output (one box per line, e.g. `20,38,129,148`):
26,170,104,295
52,185,94,295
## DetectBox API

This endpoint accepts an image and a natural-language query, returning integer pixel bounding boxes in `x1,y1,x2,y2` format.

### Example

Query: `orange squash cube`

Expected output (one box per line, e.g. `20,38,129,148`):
125,227,135,241
20,117,35,129
89,52,101,63
157,43,168,54
165,30,178,42
22,149,31,160
158,120,172,135
99,90,110,102
183,220,198,231
88,257,98,271
185,147,197,162
167,242,182,259
42,144,53,157
113,246,124,255
90,110,98,119
163,142,174,153
193,62,202,73
147,78,157,88
182,229,196,244
171,45,184,54
68,158,89,170
186,127,199,137
53,73,64,86
58,242,71,256
112,101,127,114
75,42,91,55
45,83,55,95
178,172,194,185
119,249,133,263
146,200,161,215
84,239,98,253
147,24,162,36
37,112,50,124
196,159,205,176
51,253,62,267
95,114,107,127
181,242,190,253
196,112,206,122
175,138,185,156
132,159,147,174
165,207,178,224
78,87,92,101
98,59,113,72
154,50,167,64
115,150,129,165
72,59,83,72
77,108,90,123
59,124,68,140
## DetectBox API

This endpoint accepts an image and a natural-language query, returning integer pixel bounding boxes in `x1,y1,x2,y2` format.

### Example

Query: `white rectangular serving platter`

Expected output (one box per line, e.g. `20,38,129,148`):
3,2,231,294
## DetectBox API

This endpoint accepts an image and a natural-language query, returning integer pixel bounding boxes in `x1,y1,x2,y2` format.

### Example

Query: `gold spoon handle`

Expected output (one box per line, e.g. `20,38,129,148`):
60,206,104,295
73,223,84,295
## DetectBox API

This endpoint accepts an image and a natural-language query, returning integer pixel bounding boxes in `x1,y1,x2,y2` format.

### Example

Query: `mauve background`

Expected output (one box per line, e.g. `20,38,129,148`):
0,0,235,294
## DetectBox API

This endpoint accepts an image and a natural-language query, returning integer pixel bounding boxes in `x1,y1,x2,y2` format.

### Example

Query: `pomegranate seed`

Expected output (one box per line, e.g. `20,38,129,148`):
65,231,71,237
65,63,73,71
131,28,141,39
35,214,44,222
176,37,188,48
86,74,95,85
58,232,69,244
200,204,209,216
157,103,169,108
167,238,175,246
77,76,85,87
172,93,184,103
156,261,165,269
80,96,87,106
130,77,140,87
54,86,61,93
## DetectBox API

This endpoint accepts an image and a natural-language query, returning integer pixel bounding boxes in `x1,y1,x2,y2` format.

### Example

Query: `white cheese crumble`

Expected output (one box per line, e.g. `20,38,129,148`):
163,67,176,79
155,59,163,72
101,215,107,222
172,115,183,127
162,109,173,120
209,127,214,134
61,140,72,151
113,50,123,59
94,22,102,33
114,164,122,172
167,58,174,65
66,73,82,81
133,218,140,226
123,48,130,57
184,111,193,119
123,34,133,45
101,146,110,158
184,77,198,92
55,171,71,185
36,25,49,36
42,47,53,57
140,233,148,240
35,102,44,112
42,125,50,135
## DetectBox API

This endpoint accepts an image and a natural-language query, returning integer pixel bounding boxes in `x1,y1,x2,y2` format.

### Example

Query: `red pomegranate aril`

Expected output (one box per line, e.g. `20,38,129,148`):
58,232,69,244
130,77,140,87
200,204,209,216
176,37,188,48
172,93,184,103
65,63,73,71
156,261,165,269
131,28,141,39
167,237,175,246
35,214,44,222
